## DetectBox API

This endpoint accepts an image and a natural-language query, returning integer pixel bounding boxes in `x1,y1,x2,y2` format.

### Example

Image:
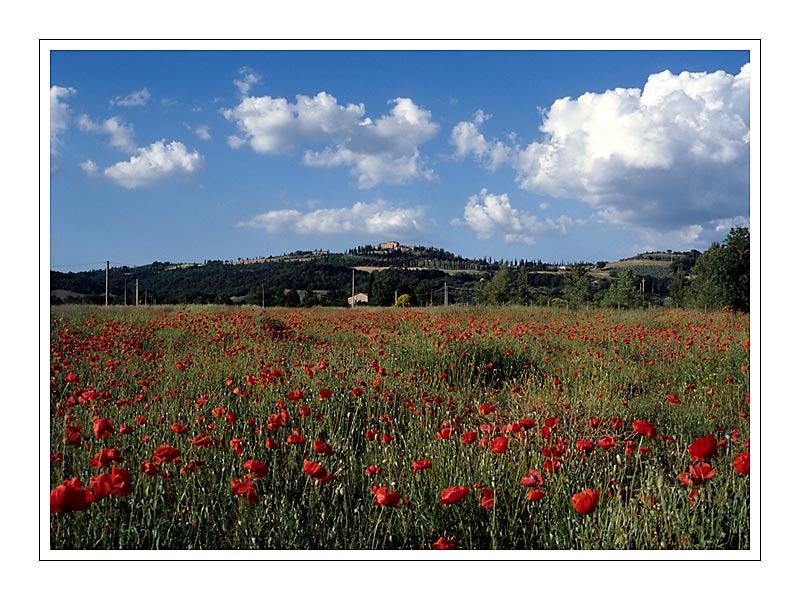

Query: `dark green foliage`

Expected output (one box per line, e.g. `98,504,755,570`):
685,228,749,312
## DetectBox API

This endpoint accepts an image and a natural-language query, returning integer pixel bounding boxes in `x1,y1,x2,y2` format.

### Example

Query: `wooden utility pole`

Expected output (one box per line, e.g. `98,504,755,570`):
351,270,355,309
135,279,139,307
444,282,448,307
105,261,109,306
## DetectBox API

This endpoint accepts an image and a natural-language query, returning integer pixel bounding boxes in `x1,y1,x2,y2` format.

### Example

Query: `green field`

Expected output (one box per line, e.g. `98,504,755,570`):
48,305,750,551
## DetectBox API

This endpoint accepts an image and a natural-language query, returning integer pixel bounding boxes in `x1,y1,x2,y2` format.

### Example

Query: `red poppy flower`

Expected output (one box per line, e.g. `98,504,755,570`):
520,469,544,487
588,418,601,428
141,460,159,477
575,439,595,454
413,459,432,475
543,458,562,473
244,459,269,479
461,431,478,445
287,429,306,444
63,424,82,446
372,485,406,508
733,451,750,475
319,388,333,400
303,459,334,483
479,403,496,415
519,418,536,430
667,394,681,404
571,488,601,515
313,439,334,456
265,438,280,450
610,418,624,429
93,417,114,440
432,536,456,550
51,478,90,513
479,487,494,509
632,420,657,438
230,478,258,505
490,436,509,454
690,462,716,481
286,390,304,403
597,435,616,450
89,447,120,469
88,473,114,502
192,434,214,447
229,438,244,455
439,486,469,505
171,422,187,434
526,489,545,501
381,434,393,444
152,444,181,465
687,435,718,461
364,464,382,476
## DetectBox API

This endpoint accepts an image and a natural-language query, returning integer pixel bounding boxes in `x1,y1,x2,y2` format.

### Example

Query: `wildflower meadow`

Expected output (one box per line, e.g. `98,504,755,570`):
48,305,750,551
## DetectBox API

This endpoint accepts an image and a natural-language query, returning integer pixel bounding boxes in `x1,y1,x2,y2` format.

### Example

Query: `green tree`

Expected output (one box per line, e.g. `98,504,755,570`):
685,242,725,309
513,267,530,305
479,264,514,304
667,268,689,308
684,227,749,311
720,227,750,311
600,268,645,309
283,289,301,307
563,264,593,307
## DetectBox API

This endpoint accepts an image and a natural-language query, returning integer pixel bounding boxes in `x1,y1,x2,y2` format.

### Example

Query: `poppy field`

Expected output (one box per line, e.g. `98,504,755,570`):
48,305,751,551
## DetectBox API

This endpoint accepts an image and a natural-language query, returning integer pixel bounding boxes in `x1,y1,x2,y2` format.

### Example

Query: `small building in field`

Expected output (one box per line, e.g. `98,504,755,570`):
378,241,400,251
347,292,369,307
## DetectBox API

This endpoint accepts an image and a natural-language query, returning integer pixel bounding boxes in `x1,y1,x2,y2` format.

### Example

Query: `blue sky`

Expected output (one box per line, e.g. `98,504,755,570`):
49,48,751,271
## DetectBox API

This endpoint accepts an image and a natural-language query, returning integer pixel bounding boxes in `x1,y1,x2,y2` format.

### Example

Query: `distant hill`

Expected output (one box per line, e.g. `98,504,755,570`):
50,244,701,307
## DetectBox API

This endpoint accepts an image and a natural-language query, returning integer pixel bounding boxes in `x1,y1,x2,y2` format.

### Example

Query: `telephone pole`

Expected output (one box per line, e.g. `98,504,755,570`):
105,261,109,306
135,278,139,307
351,269,355,308
444,282,449,307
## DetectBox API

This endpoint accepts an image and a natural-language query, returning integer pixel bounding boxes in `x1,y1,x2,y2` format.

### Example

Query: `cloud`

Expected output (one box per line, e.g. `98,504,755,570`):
194,124,211,140
451,189,572,244
102,140,204,189
111,88,151,107
450,110,511,171
451,64,750,241
238,200,427,237
79,159,99,176
234,67,261,96
50,85,76,156
224,93,439,187
77,115,136,152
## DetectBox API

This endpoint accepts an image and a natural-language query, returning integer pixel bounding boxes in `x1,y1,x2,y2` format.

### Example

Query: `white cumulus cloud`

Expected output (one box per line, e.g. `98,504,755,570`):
50,85,76,156
234,67,262,96
451,189,572,245
451,64,750,242
111,88,151,107
77,115,136,152
238,200,427,237
224,92,439,188
102,140,204,189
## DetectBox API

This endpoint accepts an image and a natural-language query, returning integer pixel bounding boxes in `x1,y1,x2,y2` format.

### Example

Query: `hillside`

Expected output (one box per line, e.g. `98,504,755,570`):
50,244,700,307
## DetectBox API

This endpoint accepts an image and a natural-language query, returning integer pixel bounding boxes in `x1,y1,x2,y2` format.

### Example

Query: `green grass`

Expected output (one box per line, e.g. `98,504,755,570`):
48,305,750,550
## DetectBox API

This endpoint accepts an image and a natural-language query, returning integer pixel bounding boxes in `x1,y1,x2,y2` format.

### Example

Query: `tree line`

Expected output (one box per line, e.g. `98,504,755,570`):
50,228,749,312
